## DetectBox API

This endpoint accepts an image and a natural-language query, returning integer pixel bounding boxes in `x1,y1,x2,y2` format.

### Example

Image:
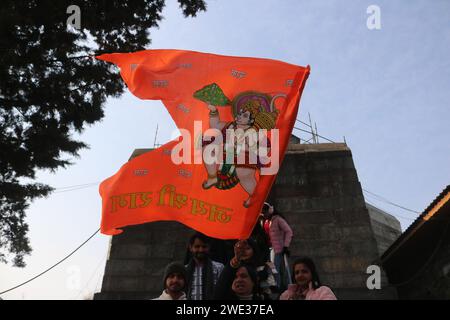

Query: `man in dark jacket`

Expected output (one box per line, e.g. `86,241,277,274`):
185,232,224,300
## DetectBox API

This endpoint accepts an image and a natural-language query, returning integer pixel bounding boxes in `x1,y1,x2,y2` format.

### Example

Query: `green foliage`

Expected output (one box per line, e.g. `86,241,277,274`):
0,0,206,267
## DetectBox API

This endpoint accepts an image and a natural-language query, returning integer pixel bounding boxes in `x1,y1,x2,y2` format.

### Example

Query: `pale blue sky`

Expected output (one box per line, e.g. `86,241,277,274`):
1,0,449,299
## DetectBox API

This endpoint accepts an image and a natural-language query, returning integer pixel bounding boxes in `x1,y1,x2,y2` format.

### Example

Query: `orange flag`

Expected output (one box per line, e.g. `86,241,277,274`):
97,49,309,239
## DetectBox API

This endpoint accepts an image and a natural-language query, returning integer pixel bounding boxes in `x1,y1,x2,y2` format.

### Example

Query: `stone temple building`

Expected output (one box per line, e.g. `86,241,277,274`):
94,137,403,300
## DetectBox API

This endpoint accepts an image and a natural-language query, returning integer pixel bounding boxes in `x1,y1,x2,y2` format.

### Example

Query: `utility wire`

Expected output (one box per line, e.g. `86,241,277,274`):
294,117,420,216
0,228,100,296
364,199,416,221
0,130,421,296
51,183,420,217
53,183,100,194
363,189,420,214
54,182,100,191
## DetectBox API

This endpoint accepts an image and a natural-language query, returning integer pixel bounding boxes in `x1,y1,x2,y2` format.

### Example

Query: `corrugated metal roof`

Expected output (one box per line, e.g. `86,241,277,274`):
381,185,450,262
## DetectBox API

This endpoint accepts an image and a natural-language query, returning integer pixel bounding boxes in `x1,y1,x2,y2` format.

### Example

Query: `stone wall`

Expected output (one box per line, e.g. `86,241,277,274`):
94,221,193,300
267,143,398,299
94,143,400,299
367,203,402,257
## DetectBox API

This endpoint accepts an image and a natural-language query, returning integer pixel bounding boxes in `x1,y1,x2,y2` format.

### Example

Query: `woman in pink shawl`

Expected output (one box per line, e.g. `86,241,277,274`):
280,257,337,300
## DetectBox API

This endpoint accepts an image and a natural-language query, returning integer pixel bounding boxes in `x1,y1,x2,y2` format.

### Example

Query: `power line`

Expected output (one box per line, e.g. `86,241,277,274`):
0,228,100,296
293,119,420,216
0,188,421,296
48,181,422,219
0,181,101,295
50,184,421,218
53,182,101,191
294,117,420,215
363,189,420,214
0,154,421,296
365,199,416,221
53,182,100,194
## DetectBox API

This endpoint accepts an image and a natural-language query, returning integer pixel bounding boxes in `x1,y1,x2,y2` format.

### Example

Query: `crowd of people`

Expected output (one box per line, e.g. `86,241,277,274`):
153,202,337,301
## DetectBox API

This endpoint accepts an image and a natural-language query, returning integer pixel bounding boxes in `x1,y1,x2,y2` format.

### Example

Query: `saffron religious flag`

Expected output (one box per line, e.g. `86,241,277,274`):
97,49,309,239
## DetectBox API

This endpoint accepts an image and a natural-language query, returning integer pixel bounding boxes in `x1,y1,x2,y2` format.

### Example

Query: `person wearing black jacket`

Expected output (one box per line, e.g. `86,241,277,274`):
213,262,263,300
185,232,224,300
213,239,269,300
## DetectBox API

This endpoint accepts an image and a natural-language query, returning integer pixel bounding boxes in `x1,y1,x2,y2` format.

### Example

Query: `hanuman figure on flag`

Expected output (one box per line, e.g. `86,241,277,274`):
194,83,281,207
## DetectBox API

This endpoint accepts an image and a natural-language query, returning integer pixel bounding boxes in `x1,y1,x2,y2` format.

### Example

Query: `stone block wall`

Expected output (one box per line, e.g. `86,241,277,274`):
94,143,400,299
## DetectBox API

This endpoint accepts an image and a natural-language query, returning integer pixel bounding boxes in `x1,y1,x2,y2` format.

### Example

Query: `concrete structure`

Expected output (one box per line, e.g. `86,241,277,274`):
94,140,402,300
367,203,402,258
265,142,400,299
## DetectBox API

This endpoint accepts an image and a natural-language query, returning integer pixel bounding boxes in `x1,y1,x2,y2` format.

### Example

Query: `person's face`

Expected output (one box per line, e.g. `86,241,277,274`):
262,205,272,219
232,267,254,296
240,242,254,261
236,110,252,125
294,263,313,288
165,273,185,293
190,238,210,261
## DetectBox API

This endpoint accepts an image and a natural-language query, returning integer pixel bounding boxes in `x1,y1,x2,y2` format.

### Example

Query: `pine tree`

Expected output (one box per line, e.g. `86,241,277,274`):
0,0,206,267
